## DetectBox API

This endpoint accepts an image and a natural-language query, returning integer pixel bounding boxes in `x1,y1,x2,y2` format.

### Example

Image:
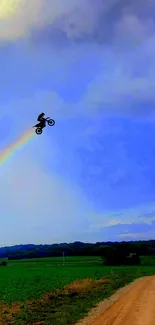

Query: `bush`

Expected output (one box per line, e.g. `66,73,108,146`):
0,261,7,266
101,247,141,266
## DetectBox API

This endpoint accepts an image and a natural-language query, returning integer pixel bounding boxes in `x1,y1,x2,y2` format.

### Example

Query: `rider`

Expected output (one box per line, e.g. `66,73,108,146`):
37,113,46,128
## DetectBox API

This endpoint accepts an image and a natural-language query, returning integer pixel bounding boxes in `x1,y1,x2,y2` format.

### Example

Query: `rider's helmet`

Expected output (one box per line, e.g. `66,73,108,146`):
38,112,45,119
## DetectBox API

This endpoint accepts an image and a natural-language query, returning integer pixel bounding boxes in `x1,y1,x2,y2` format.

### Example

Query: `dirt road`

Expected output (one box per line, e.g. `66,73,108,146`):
77,276,155,325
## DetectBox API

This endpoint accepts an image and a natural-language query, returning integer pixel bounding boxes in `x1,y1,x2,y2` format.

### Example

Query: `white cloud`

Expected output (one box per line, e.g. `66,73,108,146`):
89,204,155,230
0,0,103,41
0,0,43,40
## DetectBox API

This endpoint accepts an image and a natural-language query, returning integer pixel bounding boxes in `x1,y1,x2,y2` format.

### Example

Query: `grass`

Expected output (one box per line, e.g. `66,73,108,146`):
0,256,154,324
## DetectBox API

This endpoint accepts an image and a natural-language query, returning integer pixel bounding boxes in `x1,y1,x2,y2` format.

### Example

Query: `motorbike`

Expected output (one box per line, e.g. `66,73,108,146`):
33,117,55,135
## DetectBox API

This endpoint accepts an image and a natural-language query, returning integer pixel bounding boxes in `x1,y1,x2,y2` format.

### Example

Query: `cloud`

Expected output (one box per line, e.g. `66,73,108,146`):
85,219,155,242
76,1,155,118
32,0,155,47
86,209,155,242
0,0,43,41
82,44,155,118
1,0,155,120
0,0,154,44
89,204,155,231
115,14,154,45
0,0,104,42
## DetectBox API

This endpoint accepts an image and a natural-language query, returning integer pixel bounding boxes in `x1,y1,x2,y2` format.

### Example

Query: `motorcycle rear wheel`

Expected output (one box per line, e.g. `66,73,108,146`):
35,127,42,135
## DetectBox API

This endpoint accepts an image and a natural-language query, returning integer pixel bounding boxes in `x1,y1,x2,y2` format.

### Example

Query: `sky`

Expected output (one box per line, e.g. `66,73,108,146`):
0,0,155,245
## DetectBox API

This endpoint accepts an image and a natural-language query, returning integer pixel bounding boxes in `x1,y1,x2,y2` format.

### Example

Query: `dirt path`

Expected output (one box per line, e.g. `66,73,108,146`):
76,275,155,325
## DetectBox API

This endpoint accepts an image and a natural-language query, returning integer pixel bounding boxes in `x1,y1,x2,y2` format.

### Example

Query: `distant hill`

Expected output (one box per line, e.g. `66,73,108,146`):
0,240,154,260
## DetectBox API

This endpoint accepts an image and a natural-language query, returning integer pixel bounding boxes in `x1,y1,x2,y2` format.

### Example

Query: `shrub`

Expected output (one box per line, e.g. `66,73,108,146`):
0,261,7,266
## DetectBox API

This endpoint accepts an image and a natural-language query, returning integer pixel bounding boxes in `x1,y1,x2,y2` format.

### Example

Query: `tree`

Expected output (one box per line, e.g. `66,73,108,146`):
101,247,141,266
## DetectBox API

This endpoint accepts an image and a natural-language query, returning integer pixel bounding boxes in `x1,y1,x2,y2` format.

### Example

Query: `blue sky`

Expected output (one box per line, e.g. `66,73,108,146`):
0,0,155,245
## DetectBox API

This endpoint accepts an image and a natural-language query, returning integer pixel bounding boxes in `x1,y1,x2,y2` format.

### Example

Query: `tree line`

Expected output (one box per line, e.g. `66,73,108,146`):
0,240,153,261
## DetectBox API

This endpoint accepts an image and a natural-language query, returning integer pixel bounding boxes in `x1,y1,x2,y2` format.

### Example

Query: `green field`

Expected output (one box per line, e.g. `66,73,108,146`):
0,256,155,324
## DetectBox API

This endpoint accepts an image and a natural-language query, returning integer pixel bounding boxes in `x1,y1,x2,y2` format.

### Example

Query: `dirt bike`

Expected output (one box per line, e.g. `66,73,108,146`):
33,117,55,135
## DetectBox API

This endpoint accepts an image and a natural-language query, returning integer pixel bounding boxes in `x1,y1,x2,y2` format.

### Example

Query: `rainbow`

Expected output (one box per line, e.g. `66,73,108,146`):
0,128,35,166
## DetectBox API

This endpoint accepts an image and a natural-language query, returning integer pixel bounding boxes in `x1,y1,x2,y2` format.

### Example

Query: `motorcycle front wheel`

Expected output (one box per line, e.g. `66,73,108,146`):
48,119,55,126
35,127,42,135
